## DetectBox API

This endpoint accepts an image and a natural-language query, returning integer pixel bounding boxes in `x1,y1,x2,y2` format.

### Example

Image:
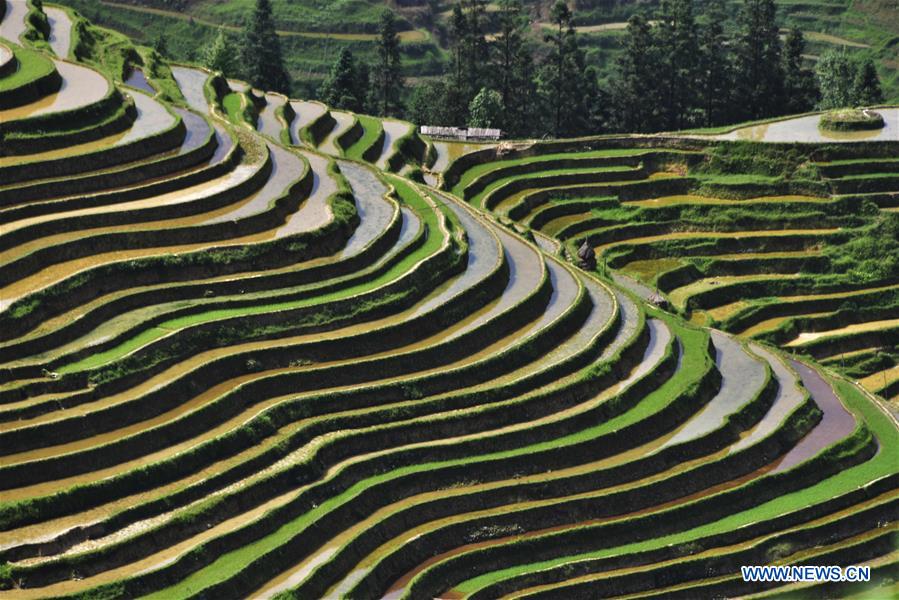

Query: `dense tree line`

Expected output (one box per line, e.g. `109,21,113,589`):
199,0,884,138
406,0,869,136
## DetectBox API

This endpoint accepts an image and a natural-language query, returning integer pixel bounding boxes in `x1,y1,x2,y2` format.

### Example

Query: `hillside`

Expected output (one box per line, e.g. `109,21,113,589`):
0,1,898,599
54,0,899,102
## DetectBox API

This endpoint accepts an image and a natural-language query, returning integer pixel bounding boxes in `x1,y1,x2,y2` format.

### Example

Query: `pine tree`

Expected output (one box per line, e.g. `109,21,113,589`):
656,0,699,130
543,0,572,137
241,0,290,93
203,28,233,76
537,2,595,137
782,28,817,113
448,3,469,124
852,58,883,106
613,15,660,132
734,0,783,119
319,48,366,113
153,34,168,58
462,0,489,103
697,0,733,127
375,9,404,117
492,0,534,136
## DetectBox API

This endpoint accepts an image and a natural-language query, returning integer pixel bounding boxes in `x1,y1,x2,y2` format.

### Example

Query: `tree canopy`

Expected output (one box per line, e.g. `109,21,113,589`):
241,0,290,93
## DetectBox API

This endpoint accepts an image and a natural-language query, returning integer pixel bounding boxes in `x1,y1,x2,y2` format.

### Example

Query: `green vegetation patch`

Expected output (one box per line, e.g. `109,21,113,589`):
345,114,384,161
819,109,886,131
0,44,55,92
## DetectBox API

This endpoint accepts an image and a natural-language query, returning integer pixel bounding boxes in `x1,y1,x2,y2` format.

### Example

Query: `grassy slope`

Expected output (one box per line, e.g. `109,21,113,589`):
0,44,55,92
55,0,445,99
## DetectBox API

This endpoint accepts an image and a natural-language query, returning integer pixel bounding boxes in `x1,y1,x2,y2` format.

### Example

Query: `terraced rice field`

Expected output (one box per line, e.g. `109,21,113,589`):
0,4,897,599
446,122,899,406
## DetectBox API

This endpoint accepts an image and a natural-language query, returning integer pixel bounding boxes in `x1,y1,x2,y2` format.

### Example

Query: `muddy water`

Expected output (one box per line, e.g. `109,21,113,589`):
255,318,664,598
12,268,596,596
0,127,128,166
288,100,327,145
730,345,805,454
717,109,899,144
313,321,671,598
0,131,245,241
123,67,155,94
203,143,299,224
227,78,249,93
662,331,766,447
0,155,267,311
0,60,109,122
318,110,354,156
276,149,334,235
0,146,263,285
44,6,73,58
8,258,576,568
430,141,493,174
771,360,857,472
410,191,502,318
1,194,503,498
375,119,412,169
532,231,561,255
256,92,286,140
117,89,176,142
1,486,302,600
4,160,389,365
0,0,27,44
337,161,396,257
444,226,544,337
382,453,773,600
0,198,453,473
0,42,11,68
0,85,172,167
610,272,655,302
174,107,212,154
171,65,210,114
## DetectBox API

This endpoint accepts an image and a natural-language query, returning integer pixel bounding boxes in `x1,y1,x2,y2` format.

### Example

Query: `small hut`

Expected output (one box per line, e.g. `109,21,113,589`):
577,241,596,270
648,291,669,310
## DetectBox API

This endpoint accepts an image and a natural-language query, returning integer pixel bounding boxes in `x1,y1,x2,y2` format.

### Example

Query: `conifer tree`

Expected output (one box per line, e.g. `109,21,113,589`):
493,0,535,136
241,0,290,93
153,34,169,58
319,48,367,113
782,28,817,113
375,9,404,117
542,0,573,137
656,0,699,129
613,15,660,132
852,58,883,106
734,0,783,119
447,3,470,124
697,0,733,127
462,0,489,99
